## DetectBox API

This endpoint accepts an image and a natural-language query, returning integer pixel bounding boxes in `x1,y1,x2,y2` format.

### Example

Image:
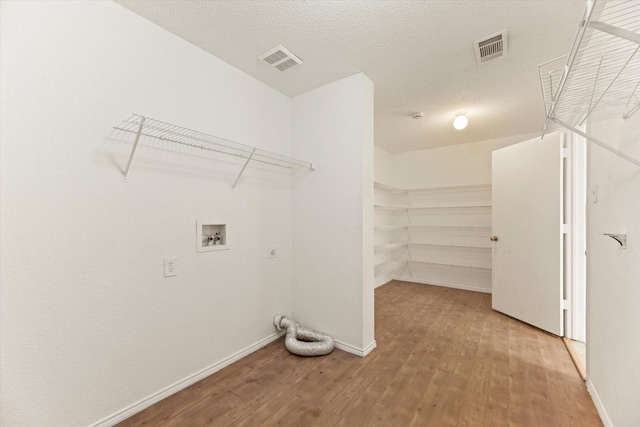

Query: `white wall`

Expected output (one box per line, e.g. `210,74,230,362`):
374,145,399,187
586,115,640,427
389,132,540,188
292,73,376,356
1,2,296,426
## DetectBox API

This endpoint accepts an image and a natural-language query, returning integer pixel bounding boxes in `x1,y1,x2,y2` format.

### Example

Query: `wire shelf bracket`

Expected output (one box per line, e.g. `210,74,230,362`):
538,0,640,168
113,114,314,185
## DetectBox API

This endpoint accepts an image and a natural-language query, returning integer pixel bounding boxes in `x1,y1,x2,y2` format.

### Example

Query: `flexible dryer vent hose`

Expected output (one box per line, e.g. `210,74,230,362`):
273,314,335,357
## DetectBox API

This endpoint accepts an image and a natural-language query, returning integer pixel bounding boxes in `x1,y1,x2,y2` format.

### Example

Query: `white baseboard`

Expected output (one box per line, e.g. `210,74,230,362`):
394,276,492,294
334,339,377,358
362,340,377,356
586,378,613,427
374,274,394,289
90,332,284,427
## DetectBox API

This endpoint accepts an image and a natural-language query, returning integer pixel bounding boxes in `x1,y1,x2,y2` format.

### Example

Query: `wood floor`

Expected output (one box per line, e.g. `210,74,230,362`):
118,281,602,426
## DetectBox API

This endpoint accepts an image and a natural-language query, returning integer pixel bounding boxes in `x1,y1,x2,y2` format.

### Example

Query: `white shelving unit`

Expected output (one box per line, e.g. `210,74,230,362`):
374,182,492,292
373,183,410,286
375,241,410,253
113,114,314,185
538,0,640,167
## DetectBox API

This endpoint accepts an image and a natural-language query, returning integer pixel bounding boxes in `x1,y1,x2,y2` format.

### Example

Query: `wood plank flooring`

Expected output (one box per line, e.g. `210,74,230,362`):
117,280,602,426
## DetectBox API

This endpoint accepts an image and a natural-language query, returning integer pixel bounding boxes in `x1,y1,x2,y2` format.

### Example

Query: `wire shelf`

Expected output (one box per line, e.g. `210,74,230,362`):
113,114,314,185
539,0,640,128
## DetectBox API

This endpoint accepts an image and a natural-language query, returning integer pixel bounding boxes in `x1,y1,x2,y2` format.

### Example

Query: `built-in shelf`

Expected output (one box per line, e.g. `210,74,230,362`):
374,241,409,253
113,113,314,185
408,242,492,249
375,204,491,210
408,225,491,230
403,184,492,192
374,182,493,291
394,275,491,294
373,182,407,193
408,209,492,218
375,204,491,211
374,260,408,276
397,257,492,292
408,260,491,270
373,204,409,211
374,225,409,232
409,225,491,250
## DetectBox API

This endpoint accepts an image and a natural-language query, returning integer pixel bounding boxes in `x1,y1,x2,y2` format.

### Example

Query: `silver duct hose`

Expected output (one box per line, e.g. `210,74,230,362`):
273,314,335,357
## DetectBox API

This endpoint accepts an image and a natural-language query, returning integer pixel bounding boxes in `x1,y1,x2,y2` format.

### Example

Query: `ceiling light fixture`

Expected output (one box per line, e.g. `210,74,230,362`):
412,112,424,119
453,114,468,130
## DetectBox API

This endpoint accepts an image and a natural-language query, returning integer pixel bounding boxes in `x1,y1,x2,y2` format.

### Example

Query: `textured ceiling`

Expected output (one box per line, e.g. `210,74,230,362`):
115,0,585,153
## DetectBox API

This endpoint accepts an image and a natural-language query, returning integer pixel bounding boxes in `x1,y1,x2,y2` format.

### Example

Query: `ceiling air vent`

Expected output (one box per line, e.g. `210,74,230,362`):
259,45,303,71
473,30,507,65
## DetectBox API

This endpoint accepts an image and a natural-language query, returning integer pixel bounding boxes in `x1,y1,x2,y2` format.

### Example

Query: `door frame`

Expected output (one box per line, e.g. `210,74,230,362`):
565,130,587,343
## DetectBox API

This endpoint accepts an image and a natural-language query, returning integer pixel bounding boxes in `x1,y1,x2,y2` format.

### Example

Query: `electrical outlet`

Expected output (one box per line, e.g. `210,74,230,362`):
267,246,278,258
164,257,177,277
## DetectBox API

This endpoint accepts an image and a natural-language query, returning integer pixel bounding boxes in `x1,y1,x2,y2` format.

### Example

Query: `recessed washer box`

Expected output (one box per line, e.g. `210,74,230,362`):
197,220,229,252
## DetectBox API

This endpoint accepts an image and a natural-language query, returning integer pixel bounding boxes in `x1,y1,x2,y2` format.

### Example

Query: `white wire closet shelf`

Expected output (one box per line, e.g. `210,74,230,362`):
538,0,640,167
113,114,314,186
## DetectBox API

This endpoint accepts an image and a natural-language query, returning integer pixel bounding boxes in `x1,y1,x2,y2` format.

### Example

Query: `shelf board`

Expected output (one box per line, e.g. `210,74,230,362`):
374,260,408,276
374,225,409,232
374,204,409,211
408,242,492,249
408,207,491,215
404,184,492,192
374,242,408,252
393,276,492,294
408,260,491,270
376,203,491,210
408,225,491,231
376,224,491,234
408,202,492,209
374,182,407,193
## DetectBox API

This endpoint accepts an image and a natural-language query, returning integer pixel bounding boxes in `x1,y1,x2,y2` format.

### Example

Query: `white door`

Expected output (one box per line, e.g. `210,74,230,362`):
492,132,564,336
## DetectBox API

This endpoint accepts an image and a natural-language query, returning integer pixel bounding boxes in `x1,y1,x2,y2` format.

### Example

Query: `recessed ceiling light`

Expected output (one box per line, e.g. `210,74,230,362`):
412,112,424,119
453,114,468,130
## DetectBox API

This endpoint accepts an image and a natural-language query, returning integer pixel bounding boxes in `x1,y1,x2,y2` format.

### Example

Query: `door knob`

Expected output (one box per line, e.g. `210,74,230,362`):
490,236,499,242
